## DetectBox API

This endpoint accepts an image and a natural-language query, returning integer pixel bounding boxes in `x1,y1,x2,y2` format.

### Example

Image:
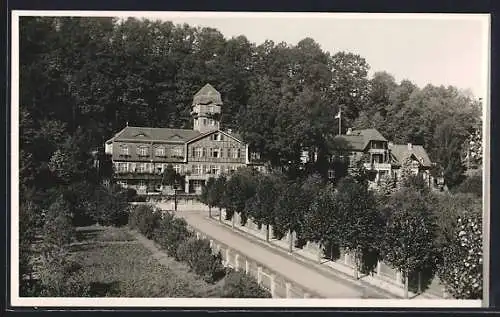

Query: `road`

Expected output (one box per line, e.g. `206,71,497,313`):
158,204,388,299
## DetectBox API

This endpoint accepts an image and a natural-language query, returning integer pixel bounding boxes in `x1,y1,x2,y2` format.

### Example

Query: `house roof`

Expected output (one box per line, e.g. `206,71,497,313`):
192,83,223,106
333,128,388,151
389,144,432,167
106,126,245,144
106,126,201,143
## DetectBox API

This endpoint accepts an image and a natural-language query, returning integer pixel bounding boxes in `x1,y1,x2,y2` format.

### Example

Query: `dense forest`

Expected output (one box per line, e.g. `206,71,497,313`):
18,17,483,297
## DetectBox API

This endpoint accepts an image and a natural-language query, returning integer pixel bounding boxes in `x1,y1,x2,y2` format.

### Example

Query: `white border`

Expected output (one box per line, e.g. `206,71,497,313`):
10,10,489,309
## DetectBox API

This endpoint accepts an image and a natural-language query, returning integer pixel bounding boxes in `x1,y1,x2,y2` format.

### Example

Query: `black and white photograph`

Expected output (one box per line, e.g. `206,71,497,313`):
11,11,489,308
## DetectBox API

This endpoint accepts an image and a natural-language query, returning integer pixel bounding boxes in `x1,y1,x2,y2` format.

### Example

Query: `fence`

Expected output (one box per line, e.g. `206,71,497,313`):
184,220,322,299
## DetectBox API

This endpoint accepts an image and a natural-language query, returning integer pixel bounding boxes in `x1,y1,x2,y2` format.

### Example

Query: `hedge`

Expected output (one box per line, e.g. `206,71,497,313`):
128,205,271,297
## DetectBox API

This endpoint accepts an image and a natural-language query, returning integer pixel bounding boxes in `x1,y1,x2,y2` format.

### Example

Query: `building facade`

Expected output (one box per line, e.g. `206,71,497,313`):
331,128,440,189
104,84,264,194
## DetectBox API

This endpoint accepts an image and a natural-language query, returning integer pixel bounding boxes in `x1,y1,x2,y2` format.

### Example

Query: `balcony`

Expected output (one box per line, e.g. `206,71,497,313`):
363,163,392,171
368,148,387,154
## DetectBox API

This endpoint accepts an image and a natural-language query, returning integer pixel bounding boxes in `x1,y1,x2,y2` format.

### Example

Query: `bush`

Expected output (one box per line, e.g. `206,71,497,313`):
219,270,271,298
153,213,192,257
37,249,90,297
176,237,225,283
43,195,75,249
453,174,482,198
128,204,161,239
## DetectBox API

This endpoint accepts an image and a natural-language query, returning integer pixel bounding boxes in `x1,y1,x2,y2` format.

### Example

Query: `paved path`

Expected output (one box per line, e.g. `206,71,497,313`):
169,208,387,299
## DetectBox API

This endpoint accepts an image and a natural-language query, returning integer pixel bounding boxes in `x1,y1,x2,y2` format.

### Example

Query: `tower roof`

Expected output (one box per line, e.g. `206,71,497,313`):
192,83,223,106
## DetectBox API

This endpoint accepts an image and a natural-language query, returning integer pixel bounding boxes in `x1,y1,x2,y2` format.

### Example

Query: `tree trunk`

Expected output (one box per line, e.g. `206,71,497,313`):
353,251,359,280
232,214,235,229
219,207,222,222
404,270,409,299
266,224,270,242
208,206,211,218
418,271,422,294
289,229,293,253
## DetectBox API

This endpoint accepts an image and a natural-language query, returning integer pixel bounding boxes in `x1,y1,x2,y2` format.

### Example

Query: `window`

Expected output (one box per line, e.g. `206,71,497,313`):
194,148,203,158
137,163,146,173
117,180,128,188
120,145,129,156
174,165,181,174
203,119,207,125
172,147,182,157
117,162,128,172
209,105,214,112
233,148,241,159
208,119,215,126
211,165,220,175
193,165,202,175
138,146,149,157
155,146,165,157
156,165,162,174
328,169,335,179
250,152,260,160
209,148,220,158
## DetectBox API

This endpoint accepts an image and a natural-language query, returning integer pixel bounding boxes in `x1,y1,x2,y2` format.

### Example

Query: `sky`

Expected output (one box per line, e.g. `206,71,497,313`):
133,12,489,99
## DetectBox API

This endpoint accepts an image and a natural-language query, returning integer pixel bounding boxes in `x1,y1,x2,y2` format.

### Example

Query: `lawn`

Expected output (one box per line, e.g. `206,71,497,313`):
71,226,222,297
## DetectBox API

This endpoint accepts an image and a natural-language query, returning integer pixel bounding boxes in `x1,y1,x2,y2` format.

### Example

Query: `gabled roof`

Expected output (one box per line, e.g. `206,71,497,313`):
193,83,223,106
389,144,432,167
106,126,201,143
333,128,388,151
186,129,244,144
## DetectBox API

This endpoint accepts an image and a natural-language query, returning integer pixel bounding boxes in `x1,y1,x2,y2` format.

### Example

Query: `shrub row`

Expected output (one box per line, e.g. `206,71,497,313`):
128,205,271,297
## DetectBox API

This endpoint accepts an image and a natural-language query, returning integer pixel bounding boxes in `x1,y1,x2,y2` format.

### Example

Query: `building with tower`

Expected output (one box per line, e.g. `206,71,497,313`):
104,83,265,194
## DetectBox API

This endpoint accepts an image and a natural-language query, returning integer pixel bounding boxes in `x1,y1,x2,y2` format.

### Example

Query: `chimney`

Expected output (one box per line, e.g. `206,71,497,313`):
346,128,353,135
408,143,413,150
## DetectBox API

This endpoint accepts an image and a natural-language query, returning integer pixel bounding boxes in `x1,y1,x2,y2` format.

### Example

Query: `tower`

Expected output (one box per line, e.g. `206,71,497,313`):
191,83,223,133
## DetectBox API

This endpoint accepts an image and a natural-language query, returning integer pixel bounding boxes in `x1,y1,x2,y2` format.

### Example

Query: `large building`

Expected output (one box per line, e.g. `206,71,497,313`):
104,84,264,194
332,128,440,189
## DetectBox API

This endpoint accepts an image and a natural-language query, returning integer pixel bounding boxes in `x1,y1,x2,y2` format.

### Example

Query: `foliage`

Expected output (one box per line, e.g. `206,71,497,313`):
37,249,90,297
245,173,282,240
176,237,226,283
274,181,308,247
453,174,482,198
200,177,218,212
223,168,258,225
128,204,162,239
334,177,384,275
437,207,482,299
380,188,438,296
153,213,193,258
219,270,272,298
42,195,75,251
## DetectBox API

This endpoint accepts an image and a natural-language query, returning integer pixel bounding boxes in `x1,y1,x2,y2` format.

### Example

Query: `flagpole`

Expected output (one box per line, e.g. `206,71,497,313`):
338,108,342,135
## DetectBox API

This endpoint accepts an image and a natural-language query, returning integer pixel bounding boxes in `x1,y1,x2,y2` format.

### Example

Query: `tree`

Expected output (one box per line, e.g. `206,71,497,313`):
245,173,282,241
437,205,482,299
380,188,437,298
274,181,308,252
201,177,217,218
223,168,257,227
303,183,339,260
334,177,384,279
213,175,227,222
